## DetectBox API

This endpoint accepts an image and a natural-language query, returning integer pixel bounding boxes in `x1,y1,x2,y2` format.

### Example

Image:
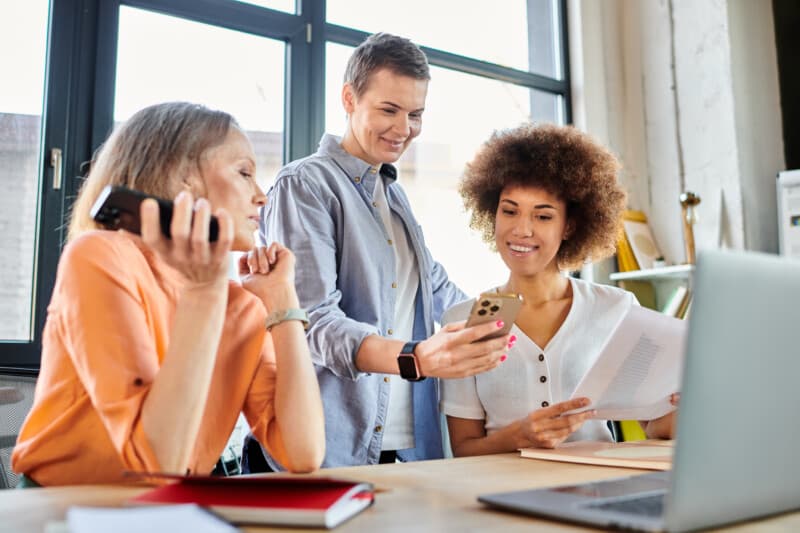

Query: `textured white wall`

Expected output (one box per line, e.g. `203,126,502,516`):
571,0,784,268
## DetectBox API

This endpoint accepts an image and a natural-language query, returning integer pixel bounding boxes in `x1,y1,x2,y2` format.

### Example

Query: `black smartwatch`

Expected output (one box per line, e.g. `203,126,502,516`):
397,341,426,381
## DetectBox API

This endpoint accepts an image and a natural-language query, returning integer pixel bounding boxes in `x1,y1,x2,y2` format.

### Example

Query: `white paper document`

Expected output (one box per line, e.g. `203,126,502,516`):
569,305,687,421
66,504,238,533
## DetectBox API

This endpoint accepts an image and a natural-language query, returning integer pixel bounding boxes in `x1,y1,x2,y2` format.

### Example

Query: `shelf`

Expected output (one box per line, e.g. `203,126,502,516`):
609,264,695,282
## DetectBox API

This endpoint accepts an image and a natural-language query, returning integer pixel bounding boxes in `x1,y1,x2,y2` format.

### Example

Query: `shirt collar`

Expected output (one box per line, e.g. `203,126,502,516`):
318,134,398,192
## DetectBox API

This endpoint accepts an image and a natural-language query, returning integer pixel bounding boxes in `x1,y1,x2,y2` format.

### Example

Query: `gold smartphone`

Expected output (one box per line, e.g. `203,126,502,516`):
465,292,523,340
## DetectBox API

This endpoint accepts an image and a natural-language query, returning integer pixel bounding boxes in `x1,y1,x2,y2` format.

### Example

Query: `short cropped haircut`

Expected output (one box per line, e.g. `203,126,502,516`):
459,123,627,270
344,32,430,97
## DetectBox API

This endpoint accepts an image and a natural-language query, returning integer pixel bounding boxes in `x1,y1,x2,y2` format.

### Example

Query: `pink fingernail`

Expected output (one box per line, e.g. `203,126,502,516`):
496,320,504,328
509,335,517,343
508,341,515,349
500,355,507,362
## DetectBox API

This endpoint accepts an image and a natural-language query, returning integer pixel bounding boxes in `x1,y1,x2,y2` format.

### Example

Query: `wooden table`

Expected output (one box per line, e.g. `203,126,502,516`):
3,453,799,532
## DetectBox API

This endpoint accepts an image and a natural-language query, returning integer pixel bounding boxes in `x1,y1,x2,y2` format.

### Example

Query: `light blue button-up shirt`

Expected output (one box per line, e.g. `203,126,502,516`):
259,134,467,468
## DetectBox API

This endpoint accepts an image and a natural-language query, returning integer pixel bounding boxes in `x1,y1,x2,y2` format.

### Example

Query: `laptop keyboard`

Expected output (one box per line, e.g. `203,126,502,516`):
585,493,665,517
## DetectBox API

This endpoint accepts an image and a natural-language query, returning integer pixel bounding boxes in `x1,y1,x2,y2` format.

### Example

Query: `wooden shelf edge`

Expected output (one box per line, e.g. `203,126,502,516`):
610,264,695,281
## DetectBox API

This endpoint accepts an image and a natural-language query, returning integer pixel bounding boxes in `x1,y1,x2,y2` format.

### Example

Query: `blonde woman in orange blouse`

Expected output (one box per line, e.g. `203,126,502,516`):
12,102,325,486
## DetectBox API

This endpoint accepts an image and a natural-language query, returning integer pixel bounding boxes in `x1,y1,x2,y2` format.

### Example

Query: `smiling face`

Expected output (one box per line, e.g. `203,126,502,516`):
494,185,571,277
189,126,265,251
340,68,428,165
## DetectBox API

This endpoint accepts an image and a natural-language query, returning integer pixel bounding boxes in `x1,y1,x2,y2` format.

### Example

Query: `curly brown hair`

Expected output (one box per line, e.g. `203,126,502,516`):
460,123,626,270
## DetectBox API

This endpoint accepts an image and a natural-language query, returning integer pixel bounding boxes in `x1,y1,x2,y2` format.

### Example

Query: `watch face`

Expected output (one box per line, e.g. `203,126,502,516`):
397,354,419,380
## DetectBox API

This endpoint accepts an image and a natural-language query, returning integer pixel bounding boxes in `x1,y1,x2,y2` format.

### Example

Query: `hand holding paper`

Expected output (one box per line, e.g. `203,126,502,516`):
568,305,687,421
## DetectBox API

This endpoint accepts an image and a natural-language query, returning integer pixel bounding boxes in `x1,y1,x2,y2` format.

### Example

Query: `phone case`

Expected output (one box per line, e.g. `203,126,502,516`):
90,185,219,241
466,292,523,340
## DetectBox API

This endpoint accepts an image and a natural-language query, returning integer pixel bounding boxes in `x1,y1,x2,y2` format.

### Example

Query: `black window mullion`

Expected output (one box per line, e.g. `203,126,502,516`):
304,0,326,156
122,0,305,40
0,0,100,373
559,0,573,124
325,23,568,97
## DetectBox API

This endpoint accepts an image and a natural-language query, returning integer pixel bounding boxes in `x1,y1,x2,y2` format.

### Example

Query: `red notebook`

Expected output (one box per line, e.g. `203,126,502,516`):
128,475,374,529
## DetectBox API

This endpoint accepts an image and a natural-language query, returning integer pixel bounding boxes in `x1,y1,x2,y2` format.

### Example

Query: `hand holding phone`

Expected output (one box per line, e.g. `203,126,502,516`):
465,292,523,341
90,184,219,241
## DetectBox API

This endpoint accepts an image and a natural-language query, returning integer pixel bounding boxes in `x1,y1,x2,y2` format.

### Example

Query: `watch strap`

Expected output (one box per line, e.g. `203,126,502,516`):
397,341,425,381
400,341,420,356
264,308,309,331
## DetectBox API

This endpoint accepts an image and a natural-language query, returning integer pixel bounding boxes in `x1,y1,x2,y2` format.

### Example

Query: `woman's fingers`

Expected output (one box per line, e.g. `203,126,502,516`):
190,198,211,264
139,198,163,248
169,191,193,261
521,400,596,448
138,190,231,285
531,397,592,420
256,246,270,273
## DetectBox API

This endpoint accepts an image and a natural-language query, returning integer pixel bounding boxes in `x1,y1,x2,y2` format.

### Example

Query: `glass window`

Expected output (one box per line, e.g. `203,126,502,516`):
233,0,295,13
0,1,49,341
327,0,563,78
116,6,286,192
326,43,559,297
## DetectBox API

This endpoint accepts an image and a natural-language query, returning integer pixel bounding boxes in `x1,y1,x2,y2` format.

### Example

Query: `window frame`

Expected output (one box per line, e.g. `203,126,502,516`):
0,0,570,372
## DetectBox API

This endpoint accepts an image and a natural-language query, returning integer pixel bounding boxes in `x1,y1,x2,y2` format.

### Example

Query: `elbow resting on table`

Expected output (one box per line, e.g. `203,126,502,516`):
283,443,326,473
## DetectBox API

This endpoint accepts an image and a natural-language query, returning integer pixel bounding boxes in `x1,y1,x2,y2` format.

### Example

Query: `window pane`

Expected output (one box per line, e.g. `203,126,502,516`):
0,1,48,341
326,43,553,297
531,89,564,124
116,7,285,192
232,0,295,13
327,0,563,78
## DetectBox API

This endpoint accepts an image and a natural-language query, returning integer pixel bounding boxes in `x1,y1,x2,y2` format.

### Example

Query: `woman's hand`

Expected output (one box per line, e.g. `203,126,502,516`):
641,393,680,439
140,191,233,288
516,397,596,449
415,320,512,379
238,242,298,312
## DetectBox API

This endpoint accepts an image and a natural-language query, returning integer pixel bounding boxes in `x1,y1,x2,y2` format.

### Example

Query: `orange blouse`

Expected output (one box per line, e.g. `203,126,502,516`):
12,230,288,486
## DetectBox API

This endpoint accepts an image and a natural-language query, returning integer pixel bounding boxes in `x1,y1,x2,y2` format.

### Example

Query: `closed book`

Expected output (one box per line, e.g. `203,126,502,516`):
676,289,692,319
128,475,374,529
616,233,640,272
520,439,673,470
622,220,662,270
661,285,689,317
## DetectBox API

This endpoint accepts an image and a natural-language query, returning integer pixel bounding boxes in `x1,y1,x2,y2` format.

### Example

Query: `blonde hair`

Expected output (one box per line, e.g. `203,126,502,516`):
68,102,236,241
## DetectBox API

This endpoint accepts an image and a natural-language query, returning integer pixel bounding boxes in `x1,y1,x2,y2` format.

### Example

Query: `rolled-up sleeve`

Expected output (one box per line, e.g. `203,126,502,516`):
57,236,162,473
261,174,377,380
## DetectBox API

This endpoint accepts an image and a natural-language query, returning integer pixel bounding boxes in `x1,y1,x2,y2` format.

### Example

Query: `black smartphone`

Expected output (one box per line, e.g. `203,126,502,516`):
90,185,219,241
465,292,523,340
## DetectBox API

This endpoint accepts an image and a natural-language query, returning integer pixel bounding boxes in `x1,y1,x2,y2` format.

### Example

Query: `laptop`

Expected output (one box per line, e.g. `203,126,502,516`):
479,249,800,532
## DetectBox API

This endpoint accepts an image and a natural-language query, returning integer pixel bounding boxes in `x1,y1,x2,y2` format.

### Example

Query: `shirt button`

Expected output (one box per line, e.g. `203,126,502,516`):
387,328,394,335
540,376,547,383
383,377,390,383
541,401,550,407
370,167,378,174
538,354,545,362
373,201,378,207
391,282,397,288
374,425,383,433
387,239,393,245
354,177,361,183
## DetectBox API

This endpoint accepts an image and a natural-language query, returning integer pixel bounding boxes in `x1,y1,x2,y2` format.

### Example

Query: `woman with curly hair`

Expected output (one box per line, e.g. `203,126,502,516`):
440,123,676,457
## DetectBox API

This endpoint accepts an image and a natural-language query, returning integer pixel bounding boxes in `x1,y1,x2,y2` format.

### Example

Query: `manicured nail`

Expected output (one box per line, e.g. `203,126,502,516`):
496,320,504,328
500,355,507,362
509,335,517,343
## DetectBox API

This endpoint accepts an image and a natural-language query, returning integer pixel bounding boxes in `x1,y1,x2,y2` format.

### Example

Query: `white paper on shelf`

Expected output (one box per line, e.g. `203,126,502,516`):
567,305,688,421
